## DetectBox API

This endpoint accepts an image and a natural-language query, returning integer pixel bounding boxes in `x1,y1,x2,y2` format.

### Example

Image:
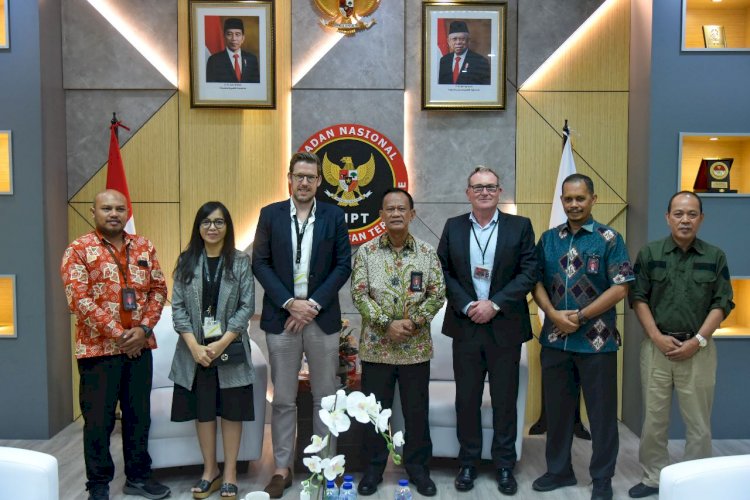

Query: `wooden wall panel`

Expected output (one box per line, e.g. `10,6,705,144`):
72,96,180,203
521,0,630,91
517,0,630,423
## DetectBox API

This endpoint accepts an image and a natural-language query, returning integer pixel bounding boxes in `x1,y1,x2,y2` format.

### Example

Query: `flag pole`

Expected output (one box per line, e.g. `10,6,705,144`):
111,112,119,140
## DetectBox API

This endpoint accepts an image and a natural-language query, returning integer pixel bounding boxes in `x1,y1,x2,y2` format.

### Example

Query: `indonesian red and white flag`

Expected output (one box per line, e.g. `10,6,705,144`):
106,121,136,235
205,16,225,59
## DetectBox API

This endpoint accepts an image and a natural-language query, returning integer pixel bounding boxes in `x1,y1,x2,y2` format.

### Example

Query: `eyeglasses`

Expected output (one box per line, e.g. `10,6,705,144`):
200,218,226,229
469,184,500,194
384,207,409,214
291,174,319,184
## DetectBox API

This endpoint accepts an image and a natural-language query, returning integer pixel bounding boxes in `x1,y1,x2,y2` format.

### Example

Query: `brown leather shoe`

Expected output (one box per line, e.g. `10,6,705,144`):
263,469,292,499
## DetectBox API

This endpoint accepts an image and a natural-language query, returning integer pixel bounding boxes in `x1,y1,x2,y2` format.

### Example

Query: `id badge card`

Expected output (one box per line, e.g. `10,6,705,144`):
473,266,491,281
121,288,137,311
410,271,424,292
203,317,222,340
586,254,600,274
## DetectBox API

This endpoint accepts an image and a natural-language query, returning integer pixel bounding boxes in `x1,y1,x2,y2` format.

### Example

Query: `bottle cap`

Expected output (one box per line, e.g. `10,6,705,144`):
399,479,409,486
343,483,353,490
344,475,353,482
327,480,335,487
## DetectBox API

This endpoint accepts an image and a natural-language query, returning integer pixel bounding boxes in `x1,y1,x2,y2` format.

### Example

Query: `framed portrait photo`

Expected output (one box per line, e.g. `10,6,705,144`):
189,0,275,108
422,2,507,110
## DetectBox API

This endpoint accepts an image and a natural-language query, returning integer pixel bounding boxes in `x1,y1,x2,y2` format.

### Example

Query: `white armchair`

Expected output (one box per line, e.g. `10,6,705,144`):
0,447,58,499
148,306,268,468
659,454,750,500
390,304,528,461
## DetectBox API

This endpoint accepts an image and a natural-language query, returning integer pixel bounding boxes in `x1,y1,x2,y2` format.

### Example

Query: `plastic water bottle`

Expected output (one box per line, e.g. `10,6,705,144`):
394,479,412,500
340,482,357,499
343,474,354,485
324,480,339,499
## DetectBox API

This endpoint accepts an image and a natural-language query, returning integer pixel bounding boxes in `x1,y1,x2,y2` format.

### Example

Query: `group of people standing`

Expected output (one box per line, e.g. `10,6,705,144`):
61,151,733,500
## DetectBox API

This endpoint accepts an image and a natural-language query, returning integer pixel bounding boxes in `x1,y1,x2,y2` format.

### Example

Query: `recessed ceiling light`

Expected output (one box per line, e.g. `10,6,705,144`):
709,137,719,141
712,0,722,3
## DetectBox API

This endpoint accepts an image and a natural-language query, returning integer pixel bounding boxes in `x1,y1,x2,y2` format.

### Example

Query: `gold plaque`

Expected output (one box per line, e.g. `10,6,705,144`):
702,25,727,49
314,0,381,35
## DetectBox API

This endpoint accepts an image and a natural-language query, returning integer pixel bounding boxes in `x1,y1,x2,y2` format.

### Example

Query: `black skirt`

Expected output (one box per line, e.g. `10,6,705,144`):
171,364,255,423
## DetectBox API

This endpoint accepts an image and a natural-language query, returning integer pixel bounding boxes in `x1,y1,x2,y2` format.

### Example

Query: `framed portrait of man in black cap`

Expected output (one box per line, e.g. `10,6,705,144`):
189,0,275,108
422,2,507,110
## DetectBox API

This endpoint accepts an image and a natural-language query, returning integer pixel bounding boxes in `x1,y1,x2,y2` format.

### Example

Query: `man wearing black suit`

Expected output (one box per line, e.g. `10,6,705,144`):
437,166,537,496
206,18,260,83
438,21,491,85
252,152,351,498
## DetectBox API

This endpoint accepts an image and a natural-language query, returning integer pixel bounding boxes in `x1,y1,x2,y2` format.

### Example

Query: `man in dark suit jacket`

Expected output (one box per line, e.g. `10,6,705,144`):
252,151,351,498
438,20,491,85
437,166,537,496
206,17,260,83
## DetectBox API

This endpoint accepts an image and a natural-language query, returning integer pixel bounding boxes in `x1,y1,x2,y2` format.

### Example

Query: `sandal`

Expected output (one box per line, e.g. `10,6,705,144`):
220,482,238,498
192,474,222,499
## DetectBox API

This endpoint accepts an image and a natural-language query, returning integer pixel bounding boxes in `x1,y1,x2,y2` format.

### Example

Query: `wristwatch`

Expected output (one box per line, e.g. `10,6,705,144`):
139,324,153,338
695,334,707,348
491,302,501,313
576,310,589,326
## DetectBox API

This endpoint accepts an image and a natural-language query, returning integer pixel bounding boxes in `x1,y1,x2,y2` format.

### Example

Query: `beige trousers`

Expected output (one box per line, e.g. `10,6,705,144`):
638,338,717,487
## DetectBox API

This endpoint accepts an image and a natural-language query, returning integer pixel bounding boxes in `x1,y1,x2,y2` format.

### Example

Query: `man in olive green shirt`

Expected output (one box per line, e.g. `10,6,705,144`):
628,191,734,499
351,188,446,497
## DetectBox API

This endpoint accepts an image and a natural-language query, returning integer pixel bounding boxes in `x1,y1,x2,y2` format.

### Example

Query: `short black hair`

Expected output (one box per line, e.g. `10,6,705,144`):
562,173,594,195
667,190,703,214
381,187,414,209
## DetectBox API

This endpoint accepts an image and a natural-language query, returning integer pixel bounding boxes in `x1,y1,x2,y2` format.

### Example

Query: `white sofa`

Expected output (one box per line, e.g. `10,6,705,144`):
149,306,268,468
391,304,528,461
659,454,750,500
0,447,58,499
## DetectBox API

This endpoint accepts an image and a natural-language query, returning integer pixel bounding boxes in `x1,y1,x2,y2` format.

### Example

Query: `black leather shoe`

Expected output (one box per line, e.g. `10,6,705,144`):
497,468,518,495
532,472,577,492
410,475,437,496
592,478,613,500
357,473,383,496
628,482,659,498
87,484,109,500
454,465,478,492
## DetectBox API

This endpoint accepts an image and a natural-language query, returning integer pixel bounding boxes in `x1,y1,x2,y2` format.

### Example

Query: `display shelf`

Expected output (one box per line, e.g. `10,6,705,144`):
682,0,750,51
0,275,16,338
714,278,750,338
0,131,11,194
679,133,750,194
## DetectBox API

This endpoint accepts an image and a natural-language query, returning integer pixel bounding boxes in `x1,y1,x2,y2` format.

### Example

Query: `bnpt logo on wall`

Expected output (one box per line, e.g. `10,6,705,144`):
298,124,408,245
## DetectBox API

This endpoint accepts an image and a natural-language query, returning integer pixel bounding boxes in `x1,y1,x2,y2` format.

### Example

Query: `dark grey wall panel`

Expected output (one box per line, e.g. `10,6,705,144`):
293,0,404,89
62,0,177,89
66,90,175,197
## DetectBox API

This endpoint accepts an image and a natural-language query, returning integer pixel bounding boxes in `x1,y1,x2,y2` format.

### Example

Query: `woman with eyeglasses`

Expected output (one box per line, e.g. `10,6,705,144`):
170,201,255,500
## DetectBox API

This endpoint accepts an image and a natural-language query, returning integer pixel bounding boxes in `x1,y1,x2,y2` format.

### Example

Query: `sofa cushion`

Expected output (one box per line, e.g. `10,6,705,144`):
152,307,177,390
428,381,495,428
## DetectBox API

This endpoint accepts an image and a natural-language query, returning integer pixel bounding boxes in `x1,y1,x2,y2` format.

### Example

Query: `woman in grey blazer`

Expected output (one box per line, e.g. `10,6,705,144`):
170,201,255,500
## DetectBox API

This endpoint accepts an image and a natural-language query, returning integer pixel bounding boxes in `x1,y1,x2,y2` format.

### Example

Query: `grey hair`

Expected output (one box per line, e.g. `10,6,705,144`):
467,166,500,187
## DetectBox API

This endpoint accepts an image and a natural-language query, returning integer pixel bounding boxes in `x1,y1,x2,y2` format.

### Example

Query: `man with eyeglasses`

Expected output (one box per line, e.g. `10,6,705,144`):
532,174,633,500
438,20,491,85
437,166,537,495
252,151,351,498
627,191,733,499
351,188,446,497
61,190,170,500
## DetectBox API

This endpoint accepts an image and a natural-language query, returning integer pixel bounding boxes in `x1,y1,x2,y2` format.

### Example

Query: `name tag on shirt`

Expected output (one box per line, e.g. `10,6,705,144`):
121,288,137,311
410,271,424,292
203,317,222,340
473,266,491,281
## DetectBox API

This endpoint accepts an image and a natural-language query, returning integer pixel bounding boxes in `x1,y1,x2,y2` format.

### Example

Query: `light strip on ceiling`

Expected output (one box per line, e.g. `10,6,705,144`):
520,0,618,90
87,0,178,87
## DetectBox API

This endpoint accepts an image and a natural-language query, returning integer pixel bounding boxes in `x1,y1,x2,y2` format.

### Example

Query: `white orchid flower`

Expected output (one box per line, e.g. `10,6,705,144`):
319,407,351,437
303,434,329,454
323,454,346,481
376,408,392,433
303,455,323,474
392,430,405,447
321,389,348,412
346,391,379,424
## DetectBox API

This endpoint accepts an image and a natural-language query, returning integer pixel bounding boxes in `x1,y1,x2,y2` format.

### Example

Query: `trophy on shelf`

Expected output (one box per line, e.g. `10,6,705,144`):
693,158,736,193
703,25,727,48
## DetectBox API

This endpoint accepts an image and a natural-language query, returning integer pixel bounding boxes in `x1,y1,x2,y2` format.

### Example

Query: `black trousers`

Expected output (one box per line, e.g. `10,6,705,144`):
541,347,618,480
360,360,432,477
77,351,153,490
453,332,521,469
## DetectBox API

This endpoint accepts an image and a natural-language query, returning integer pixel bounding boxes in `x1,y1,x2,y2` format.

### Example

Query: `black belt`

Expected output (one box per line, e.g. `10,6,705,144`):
662,331,695,342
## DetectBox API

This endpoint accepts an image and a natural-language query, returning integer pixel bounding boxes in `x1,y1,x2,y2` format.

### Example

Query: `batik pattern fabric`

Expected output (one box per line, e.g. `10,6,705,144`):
351,233,446,365
537,219,634,353
61,231,167,359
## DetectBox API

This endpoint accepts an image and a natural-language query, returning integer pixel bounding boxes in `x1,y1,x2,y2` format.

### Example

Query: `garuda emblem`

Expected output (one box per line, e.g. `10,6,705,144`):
322,153,375,206
314,0,381,35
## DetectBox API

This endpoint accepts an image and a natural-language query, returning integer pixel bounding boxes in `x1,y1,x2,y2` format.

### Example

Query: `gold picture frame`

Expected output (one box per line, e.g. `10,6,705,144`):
422,1,507,110
189,0,276,108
